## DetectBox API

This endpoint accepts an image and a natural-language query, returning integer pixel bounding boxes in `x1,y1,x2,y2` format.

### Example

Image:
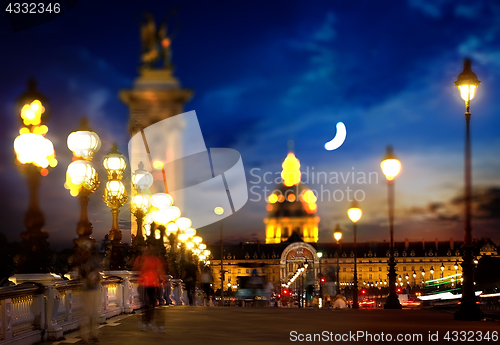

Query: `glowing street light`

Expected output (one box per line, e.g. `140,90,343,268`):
66,118,100,246
13,79,55,273
215,206,225,305
453,58,483,321
347,201,362,309
103,144,128,270
381,146,402,309
333,224,342,296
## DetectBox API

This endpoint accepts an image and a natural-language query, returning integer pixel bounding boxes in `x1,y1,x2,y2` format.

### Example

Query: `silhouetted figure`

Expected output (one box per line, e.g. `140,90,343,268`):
200,266,213,306
77,240,101,342
182,257,199,306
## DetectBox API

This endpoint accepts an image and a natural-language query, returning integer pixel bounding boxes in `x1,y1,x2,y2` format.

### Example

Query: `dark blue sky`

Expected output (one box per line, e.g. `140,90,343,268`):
1,0,500,248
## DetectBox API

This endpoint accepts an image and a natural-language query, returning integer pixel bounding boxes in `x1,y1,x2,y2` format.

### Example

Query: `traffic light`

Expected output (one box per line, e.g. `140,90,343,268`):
361,289,367,295
318,273,326,284
283,289,288,295
396,287,402,293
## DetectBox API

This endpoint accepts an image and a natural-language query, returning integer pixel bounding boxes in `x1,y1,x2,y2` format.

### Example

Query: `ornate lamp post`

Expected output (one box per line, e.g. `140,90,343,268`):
421,269,425,288
13,79,57,273
66,118,100,246
214,206,225,306
430,266,434,280
103,144,127,270
453,59,483,321
347,201,362,309
412,271,417,287
131,162,153,247
333,224,342,296
380,145,402,309
440,263,445,279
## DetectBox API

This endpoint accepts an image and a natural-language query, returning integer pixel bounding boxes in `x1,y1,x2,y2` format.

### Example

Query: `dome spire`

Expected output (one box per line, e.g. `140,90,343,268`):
281,151,301,187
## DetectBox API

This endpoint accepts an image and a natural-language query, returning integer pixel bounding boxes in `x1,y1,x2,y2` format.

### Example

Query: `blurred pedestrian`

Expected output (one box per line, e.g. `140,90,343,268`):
77,239,101,343
200,266,213,306
138,246,165,331
182,256,199,306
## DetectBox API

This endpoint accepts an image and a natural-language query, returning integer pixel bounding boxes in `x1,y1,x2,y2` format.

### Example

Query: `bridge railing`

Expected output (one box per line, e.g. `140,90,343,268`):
0,274,144,345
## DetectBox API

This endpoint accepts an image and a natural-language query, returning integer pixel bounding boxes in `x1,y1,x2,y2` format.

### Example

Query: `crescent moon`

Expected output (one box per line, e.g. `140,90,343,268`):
324,122,347,151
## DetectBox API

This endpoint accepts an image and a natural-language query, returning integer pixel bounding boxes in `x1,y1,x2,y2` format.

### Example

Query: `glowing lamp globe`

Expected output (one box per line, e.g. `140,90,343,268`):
185,228,196,237
67,127,101,160
193,236,202,244
132,162,154,191
348,202,362,223
131,194,150,214
151,210,168,225
163,206,181,221
145,212,154,225
454,59,480,102
166,221,178,234
381,146,401,181
14,132,55,168
199,243,206,250
333,224,342,242
67,160,94,185
151,193,174,209
178,233,188,242
103,144,127,179
214,206,224,215
105,180,126,198
175,217,192,231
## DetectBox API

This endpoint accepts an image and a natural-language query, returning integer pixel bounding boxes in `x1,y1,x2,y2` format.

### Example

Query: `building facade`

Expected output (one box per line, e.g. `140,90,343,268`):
208,152,499,293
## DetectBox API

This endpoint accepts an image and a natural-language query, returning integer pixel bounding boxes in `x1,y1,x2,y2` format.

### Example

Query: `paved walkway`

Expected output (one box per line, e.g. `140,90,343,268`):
44,307,500,345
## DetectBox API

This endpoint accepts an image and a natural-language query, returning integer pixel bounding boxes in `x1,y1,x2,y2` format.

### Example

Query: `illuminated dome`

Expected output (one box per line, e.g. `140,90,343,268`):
264,152,319,244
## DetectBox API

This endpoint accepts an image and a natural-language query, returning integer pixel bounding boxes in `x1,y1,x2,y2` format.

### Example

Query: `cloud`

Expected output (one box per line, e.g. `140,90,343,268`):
407,0,452,18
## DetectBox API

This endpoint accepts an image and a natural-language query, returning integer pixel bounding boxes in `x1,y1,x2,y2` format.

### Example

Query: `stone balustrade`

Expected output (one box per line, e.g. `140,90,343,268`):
0,273,144,345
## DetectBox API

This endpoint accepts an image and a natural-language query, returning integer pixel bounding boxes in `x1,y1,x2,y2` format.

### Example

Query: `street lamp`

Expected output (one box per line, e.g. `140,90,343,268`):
421,269,425,287
215,206,225,306
430,266,434,280
103,144,127,270
13,79,56,273
66,118,100,247
380,146,402,309
412,271,417,287
347,201,362,309
453,59,483,321
333,224,342,296
440,263,445,279
131,162,153,246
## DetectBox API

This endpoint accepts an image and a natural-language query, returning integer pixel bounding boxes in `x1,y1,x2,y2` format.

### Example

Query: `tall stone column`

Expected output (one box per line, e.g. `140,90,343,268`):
120,68,191,241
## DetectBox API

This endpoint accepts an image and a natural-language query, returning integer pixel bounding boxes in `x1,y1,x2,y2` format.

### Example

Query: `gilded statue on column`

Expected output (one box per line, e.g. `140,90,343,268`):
140,13,175,70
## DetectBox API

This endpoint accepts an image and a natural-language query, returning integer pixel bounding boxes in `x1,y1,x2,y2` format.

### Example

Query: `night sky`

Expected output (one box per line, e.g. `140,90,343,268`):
1,0,499,249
